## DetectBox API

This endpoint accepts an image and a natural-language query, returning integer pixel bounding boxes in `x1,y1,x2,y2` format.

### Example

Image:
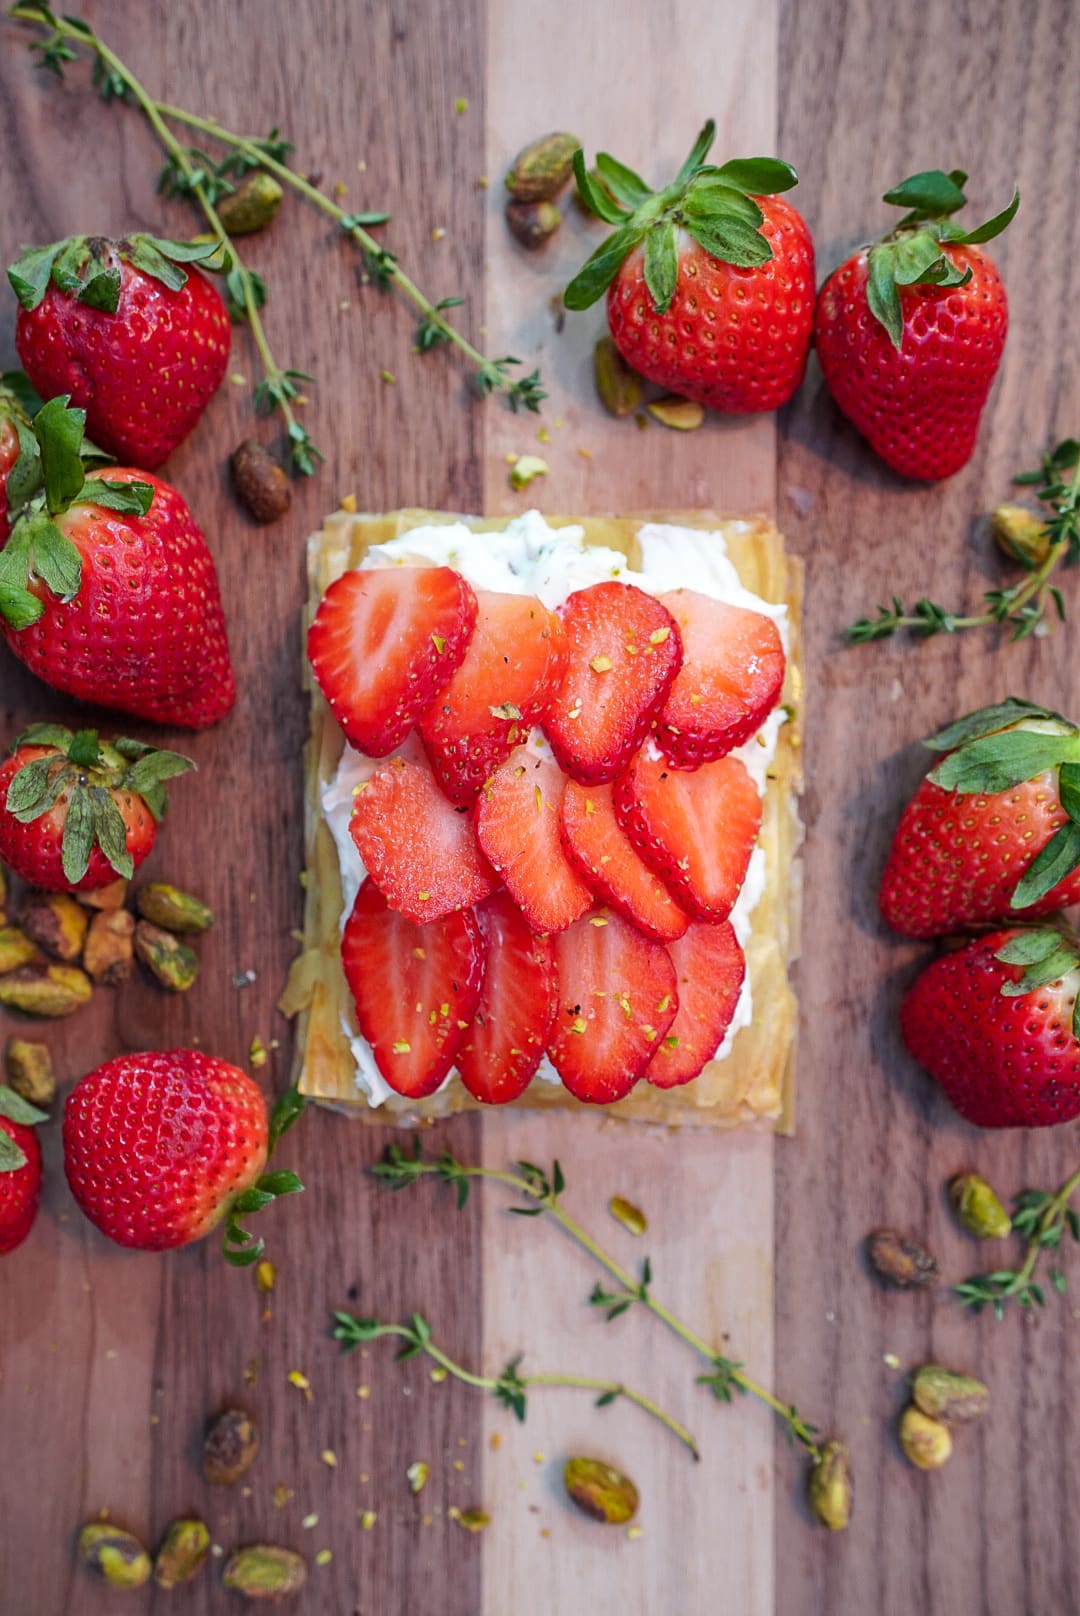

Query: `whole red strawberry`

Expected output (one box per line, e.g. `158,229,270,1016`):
8,234,230,468
63,1050,302,1256
0,396,235,727
0,380,32,537
0,725,192,891
0,1088,46,1255
901,927,1080,1128
565,123,814,413
880,699,1080,939
815,169,1018,480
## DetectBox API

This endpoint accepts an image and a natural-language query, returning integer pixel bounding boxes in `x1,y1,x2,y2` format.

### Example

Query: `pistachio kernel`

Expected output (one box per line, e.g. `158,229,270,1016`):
564,1457,639,1524
0,926,39,975
154,1518,210,1589
221,1545,307,1599
948,1172,1012,1240
991,502,1051,567
509,454,549,491
78,1522,152,1589
0,963,92,1017
505,199,561,249
136,883,214,934
230,440,292,525
593,335,644,418
216,172,285,236
609,1195,647,1236
20,892,89,961
866,1228,939,1291
203,1407,259,1486
911,1365,989,1426
646,396,705,431
133,921,199,992
83,908,135,986
5,1038,55,1106
899,1405,952,1471
504,131,580,202
807,1439,853,1530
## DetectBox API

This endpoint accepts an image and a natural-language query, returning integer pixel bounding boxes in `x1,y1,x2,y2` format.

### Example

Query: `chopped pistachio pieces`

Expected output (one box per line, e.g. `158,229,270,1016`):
609,1196,647,1236
407,1461,430,1494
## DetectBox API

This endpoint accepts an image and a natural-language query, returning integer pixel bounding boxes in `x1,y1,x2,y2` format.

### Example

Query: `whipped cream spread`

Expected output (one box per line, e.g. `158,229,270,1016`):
321,511,788,1107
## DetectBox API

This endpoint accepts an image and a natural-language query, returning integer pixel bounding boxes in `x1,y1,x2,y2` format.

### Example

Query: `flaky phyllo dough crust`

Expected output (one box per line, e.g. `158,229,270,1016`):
282,510,802,1131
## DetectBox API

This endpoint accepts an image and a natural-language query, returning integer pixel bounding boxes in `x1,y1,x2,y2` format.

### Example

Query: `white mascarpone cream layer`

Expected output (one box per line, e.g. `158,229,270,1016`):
321,511,787,1107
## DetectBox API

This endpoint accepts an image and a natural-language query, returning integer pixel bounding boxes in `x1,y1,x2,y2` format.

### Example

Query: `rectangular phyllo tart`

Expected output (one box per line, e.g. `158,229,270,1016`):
284,508,802,1130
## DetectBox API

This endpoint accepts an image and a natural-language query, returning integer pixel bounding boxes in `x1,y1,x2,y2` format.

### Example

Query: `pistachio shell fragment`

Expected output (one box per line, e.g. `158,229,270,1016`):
78,1522,152,1589
807,1439,852,1530
646,396,705,431
911,1365,989,1425
899,1405,952,1471
505,131,579,202
5,1038,55,1106
20,892,89,961
0,963,92,1017
154,1518,210,1588
594,336,644,418
136,883,214,934
222,1545,307,1599
948,1172,1012,1239
564,1457,639,1524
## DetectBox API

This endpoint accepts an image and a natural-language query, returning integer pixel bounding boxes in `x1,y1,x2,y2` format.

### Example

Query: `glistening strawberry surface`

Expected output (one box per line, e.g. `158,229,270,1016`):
63,1051,269,1251
566,125,814,414
342,879,485,1097
544,582,681,783
419,588,564,805
814,169,1017,480
548,909,678,1104
646,920,745,1089
308,566,478,757
10,234,230,469
900,928,1080,1129
0,1105,43,1257
657,591,784,765
0,727,191,891
348,751,496,922
614,748,761,920
879,700,1080,938
457,892,558,1104
474,746,592,935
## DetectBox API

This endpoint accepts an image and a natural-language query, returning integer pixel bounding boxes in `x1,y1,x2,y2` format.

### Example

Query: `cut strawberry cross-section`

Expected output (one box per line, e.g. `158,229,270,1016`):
656,591,784,766
307,565,478,756
419,589,565,806
561,778,690,941
349,752,496,922
548,908,678,1104
646,920,745,1088
457,891,558,1105
341,879,485,1098
474,746,592,935
614,749,761,920
545,581,682,783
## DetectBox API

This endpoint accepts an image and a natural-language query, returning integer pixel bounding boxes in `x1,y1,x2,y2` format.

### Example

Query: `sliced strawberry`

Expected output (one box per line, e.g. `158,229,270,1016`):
473,746,591,934
308,566,477,756
561,779,689,942
613,750,761,920
419,590,565,805
646,921,745,1088
349,752,496,922
341,879,485,1098
548,909,678,1104
656,591,784,766
457,892,558,1104
544,582,682,783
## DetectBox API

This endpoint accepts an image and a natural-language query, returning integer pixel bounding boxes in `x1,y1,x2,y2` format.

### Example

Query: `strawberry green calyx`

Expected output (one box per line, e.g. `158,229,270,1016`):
221,1085,305,1267
7,232,220,317
865,169,1019,349
0,1086,47,1173
994,929,1080,1039
564,120,798,315
0,394,153,630
6,723,193,884
925,698,1080,909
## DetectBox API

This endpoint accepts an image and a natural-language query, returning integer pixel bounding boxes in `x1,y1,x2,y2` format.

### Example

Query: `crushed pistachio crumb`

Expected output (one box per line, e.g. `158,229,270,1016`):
356,1385,370,1400
321,1449,337,1468
249,1036,268,1069
589,654,613,673
288,1370,312,1400
256,1260,276,1293
380,369,396,384
429,1367,448,1384
454,96,469,112
316,1549,333,1567
432,226,446,241
301,1513,319,1530
360,1510,377,1530
407,1461,430,1495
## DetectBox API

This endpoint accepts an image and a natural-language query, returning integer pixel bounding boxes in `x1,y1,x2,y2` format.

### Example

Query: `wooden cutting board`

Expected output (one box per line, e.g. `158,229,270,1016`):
1,1,1078,1613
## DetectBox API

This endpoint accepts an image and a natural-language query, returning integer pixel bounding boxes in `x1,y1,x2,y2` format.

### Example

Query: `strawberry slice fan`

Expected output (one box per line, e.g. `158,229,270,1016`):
307,558,786,1107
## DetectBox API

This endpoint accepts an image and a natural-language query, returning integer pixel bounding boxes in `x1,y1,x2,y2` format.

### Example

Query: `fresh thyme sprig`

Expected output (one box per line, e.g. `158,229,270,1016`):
955,1162,1080,1319
848,438,1080,645
330,1308,700,1458
11,4,546,416
11,4,323,475
220,1085,306,1268
372,1140,825,1461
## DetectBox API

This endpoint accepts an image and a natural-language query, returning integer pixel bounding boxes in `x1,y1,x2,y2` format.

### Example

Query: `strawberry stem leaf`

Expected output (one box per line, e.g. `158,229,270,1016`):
0,1087,48,1127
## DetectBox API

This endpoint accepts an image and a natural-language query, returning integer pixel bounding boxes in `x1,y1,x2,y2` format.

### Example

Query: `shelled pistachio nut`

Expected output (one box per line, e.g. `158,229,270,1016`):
594,336,644,418
0,963,92,1017
78,1522,152,1589
133,922,199,992
646,396,705,431
0,926,39,975
216,172,284,235
991,503,1051,567
5,1039,55,1106
83,909,135,986
204,1407,259,1486
20,892,89,961
911,1365,989,1425
899,1405,952,1471
154,1518,210,1589
221,1545,307,1599
136,883,214,934
77,876,128,911
807,1439,852,1530
564,1457,639,1524
948,1172,1011,1239
505,199,561,248
505,131,579,201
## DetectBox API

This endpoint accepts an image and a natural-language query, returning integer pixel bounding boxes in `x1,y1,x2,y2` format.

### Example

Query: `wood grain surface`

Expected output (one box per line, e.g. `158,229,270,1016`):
0,1,1078,1613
